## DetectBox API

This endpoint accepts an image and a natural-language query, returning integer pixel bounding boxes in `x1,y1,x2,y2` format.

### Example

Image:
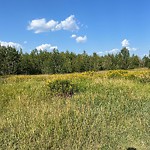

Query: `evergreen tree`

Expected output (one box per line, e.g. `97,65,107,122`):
129,55,141,69
0,46,20,75
120,47,130,69
142,54,150,68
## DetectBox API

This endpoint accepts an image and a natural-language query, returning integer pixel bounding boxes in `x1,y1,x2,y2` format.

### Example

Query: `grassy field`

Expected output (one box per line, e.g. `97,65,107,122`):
0,70,150,150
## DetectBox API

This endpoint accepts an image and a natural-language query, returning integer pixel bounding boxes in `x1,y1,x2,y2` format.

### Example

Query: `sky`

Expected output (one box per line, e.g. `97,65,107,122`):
0,0,150,57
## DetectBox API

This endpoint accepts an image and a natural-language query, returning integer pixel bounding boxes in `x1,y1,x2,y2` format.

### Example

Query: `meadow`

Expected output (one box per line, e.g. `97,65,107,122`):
0,70,150,150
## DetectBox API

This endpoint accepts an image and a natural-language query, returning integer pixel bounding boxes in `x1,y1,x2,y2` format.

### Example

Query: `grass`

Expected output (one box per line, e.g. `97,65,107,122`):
0,70,150,150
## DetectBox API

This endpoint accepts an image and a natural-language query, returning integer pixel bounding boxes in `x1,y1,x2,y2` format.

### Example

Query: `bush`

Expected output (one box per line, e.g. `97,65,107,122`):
48,79,79,97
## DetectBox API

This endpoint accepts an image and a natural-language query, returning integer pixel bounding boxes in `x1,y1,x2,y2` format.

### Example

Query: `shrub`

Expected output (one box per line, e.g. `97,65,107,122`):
48,79,79,97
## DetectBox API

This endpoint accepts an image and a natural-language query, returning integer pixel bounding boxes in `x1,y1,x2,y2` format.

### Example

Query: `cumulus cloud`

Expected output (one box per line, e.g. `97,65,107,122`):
71,34,87,43
71,34,77,38
28,15,79,33
126,47,137,51
55,15,79,31
121,39,137,51
36,44,58,51
97,39,137,55
0,41,22,49
121,39,130,47
27,19,58,33
76,36,87,43
105,48,119,54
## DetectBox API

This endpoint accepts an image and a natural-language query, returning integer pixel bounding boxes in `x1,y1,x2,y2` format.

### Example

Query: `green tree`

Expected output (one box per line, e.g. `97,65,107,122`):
129,55,141,69
102,55,113,70
61,51,73,73
91,52,102,71
120,47,130,69
0,46,21,75
142,54,150,68
38,50,52,74
50,49,63,74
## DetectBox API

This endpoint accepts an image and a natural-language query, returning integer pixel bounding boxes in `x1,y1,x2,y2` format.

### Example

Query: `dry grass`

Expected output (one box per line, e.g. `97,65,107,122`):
0,70,150,149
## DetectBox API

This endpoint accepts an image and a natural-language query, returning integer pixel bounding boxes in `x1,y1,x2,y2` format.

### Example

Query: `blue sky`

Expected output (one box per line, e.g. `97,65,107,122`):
0,0,150,56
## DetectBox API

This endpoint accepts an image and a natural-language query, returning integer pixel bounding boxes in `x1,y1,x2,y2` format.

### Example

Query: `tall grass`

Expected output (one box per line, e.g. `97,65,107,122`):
0,70,150,149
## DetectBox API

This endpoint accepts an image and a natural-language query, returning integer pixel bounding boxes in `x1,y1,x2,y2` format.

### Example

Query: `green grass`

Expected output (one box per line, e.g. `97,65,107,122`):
0,71,150,150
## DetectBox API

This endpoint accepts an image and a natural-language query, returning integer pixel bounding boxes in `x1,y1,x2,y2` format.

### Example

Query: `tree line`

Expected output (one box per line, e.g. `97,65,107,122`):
0,45,150,75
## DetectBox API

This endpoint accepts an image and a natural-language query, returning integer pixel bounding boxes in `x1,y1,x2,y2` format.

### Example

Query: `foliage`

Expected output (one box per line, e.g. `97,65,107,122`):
0,45,21,75
0,45,150,75
48,79,79,97
142,54,150,68
120,47,130,69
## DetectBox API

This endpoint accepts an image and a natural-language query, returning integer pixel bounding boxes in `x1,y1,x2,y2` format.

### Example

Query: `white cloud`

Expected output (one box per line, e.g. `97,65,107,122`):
97,39,137,55
105,48,119,54
55,15,79,31
143,53,149,57
71,34,77,38
132,48,137,51
121,39,137,51
121,39,130,47
27,18,58,33
28,15,79,33
97,51,103,55
0,41,22,49
71,34,87,43
36,44,58,51
76,36,87,43
126,47,137,51
49,46,58,50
